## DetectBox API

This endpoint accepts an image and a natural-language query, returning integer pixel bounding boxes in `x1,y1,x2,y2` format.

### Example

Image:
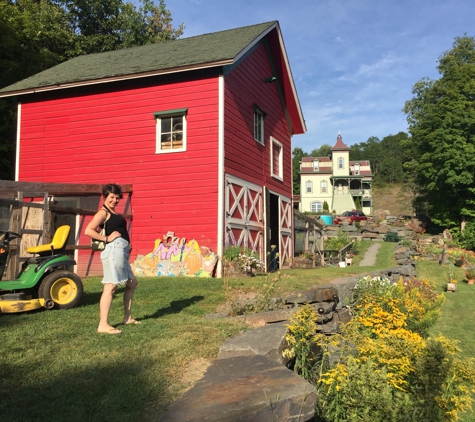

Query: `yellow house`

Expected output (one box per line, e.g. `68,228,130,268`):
299,134,373,215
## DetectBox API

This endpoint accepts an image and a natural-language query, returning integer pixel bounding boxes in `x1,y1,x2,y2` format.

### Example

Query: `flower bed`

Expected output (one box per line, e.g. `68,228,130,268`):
283,276,475,421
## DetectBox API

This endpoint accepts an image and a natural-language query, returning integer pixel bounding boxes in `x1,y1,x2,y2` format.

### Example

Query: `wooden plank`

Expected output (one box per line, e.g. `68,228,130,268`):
0,181,133,196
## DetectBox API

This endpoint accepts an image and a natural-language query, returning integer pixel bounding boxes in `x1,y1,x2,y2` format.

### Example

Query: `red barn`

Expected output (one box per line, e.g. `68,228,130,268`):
0,21,305,277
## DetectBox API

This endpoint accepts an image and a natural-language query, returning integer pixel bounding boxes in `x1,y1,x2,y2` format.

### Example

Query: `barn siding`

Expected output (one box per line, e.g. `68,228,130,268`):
19,76,220,275
224,43,293,197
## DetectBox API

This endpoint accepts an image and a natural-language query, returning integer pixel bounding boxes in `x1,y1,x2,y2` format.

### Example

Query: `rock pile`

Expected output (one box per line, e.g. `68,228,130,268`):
159,286,351,422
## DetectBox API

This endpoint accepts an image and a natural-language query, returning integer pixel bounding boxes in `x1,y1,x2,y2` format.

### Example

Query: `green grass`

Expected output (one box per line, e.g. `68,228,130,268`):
417,259,475,422
2,242,470,421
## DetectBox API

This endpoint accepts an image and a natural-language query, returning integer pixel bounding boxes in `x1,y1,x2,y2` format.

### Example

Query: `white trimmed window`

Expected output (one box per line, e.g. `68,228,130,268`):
321,180,327,193
271,137,283,180
354,163,360,175
306,181,313,193
154,108,187,153
311,201,323,212
313,160,319,171
338,157,344,169
254,106,265,144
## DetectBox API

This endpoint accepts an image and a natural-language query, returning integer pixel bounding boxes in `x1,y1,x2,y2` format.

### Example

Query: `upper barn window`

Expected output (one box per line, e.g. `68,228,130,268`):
254,105,266,145
154,109,187,153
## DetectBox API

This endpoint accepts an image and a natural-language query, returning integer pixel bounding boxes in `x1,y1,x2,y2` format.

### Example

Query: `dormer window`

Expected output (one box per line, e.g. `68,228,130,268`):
313,160,319,171
354,163,360,175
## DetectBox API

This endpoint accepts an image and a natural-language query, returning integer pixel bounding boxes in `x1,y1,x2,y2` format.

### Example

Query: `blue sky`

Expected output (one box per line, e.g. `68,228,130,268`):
165,0,475,152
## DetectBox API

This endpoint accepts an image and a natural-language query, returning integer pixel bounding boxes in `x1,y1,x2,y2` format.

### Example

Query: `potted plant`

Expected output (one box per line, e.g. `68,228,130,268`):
446,263,457,292
465,267,475,285
345,251,354,266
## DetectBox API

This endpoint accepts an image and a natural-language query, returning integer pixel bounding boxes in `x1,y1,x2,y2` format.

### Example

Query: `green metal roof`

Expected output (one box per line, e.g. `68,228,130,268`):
0,21,277,96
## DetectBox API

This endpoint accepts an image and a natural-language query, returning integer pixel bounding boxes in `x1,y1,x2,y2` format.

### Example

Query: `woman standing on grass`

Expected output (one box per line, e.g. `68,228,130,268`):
85,183,139,334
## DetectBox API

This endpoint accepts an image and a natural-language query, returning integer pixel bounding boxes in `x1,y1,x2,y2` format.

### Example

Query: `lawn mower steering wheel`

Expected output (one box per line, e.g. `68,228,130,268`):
0,230,21,241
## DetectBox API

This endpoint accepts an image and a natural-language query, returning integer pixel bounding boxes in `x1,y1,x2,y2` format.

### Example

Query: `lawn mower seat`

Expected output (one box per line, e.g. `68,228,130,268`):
26,225,70,256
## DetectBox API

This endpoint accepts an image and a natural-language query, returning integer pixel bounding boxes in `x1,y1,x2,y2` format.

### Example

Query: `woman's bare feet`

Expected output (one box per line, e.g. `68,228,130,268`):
97,326,122,334
123,318,141,325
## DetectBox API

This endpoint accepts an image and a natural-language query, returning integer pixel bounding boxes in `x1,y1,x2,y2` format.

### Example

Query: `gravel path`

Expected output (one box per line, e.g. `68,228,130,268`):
358,242,382,266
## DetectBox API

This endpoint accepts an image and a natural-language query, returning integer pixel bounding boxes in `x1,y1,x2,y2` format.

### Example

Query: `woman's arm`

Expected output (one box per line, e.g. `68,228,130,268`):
85,209,109,242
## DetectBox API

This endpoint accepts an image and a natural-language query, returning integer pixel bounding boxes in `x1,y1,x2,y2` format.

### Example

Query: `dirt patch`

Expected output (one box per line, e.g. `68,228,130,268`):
372,183,414,216
180,358,212,391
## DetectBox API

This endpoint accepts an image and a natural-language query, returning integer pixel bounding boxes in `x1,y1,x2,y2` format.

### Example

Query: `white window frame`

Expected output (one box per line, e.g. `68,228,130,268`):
254,106,265,145
338,157,344,169
321,180,327,193
270,137,283,180
306,180,313,193
313,160,319,171
354,163,360,175
311,201,323,213
154,108,187,154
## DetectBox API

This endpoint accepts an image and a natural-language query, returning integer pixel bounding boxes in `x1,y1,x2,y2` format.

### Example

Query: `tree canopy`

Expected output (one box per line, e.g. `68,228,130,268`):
403,34,475,228
0,0,184,179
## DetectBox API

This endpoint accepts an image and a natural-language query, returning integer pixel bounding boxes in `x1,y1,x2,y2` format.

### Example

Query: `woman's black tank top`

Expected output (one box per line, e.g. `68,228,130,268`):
101,206,130,243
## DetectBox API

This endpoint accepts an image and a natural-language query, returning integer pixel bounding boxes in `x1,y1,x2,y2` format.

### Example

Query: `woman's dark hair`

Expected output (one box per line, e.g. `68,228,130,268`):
102,183,123,199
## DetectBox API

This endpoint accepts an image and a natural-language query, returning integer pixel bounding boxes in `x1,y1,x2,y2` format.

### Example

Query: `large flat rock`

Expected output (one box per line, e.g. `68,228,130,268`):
158,355,317,422
218,322,291,365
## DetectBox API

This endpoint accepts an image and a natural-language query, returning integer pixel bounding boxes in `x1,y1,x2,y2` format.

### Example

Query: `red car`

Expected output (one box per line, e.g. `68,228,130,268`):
333,211,367,225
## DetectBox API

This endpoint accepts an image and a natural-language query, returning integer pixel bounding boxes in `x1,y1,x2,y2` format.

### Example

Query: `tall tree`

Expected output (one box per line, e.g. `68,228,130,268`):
403,35,475,228
292,147,307,195
310,144,331,157
378,132,409,183
59,0,184,54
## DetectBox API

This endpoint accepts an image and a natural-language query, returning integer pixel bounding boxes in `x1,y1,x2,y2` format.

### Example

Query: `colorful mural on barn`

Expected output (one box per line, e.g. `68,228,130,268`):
131,231,218,277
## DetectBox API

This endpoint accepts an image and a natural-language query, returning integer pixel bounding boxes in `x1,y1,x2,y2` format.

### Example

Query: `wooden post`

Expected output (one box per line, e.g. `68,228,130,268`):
439,247,446,265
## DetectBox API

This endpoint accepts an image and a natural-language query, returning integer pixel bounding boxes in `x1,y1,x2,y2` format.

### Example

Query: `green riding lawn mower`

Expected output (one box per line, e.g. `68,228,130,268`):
0,225,83,313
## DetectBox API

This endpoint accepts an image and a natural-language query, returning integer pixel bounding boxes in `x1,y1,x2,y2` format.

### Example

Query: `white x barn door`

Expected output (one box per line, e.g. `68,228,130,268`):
279,195,292,269
225,175,263,259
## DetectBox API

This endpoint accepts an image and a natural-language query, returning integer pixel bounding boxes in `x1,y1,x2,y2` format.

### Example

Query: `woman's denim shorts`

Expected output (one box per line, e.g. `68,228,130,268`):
100,237,135,285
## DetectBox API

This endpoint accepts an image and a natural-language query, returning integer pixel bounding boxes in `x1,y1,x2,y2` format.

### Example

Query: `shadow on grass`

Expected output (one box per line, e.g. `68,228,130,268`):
142,295,205,320
0,356,168,422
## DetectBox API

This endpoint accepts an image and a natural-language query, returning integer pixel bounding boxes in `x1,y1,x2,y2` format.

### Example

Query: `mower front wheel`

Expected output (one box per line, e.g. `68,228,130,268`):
38,271,83,310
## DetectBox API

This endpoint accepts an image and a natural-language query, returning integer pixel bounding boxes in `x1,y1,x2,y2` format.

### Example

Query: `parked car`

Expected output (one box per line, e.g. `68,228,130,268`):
333,211,367,225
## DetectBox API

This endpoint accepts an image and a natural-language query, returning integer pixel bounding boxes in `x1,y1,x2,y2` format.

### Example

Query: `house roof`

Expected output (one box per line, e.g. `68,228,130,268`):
0,21,306,134
331,134,350,151
301,156,331,163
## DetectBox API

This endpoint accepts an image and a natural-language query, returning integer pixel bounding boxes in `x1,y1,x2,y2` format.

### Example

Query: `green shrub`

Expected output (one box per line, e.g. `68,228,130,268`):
323,200,329,213
325,229,352,251
223,246,256,262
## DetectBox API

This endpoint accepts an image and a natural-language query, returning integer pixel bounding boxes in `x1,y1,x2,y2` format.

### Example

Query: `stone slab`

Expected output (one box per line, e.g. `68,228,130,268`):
218,322,291,365
237,309,296,327
158,355,317,422
284,286,339,304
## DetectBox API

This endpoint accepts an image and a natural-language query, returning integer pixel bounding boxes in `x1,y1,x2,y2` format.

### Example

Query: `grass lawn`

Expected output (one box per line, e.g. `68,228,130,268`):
2,241,472,421
418,259,475,422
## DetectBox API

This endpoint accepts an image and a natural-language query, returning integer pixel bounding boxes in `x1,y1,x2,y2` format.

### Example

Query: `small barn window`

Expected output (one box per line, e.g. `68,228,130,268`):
154,108,187,153
254,105,265,145
271,137,283,180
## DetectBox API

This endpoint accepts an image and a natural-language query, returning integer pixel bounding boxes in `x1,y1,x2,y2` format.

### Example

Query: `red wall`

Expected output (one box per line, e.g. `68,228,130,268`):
224,43,293,197
19,77,220,276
